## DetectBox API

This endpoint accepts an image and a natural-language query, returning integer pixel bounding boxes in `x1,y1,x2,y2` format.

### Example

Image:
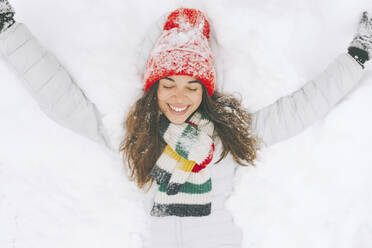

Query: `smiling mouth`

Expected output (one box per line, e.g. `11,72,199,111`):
167,104,190,114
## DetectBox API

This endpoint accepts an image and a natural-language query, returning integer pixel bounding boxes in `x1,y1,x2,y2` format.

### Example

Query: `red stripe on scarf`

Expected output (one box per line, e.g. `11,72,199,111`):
188,121,198,127
192,142,215,172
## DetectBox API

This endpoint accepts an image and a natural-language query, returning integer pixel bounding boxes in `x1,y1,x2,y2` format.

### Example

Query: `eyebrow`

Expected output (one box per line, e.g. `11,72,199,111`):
163,77,201,84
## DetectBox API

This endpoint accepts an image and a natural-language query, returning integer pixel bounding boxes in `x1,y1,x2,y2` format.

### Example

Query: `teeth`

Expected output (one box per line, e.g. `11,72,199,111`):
169,104,188,112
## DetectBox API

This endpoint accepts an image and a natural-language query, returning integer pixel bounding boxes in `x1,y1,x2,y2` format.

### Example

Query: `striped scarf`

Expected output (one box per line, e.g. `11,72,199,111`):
149,111,215,217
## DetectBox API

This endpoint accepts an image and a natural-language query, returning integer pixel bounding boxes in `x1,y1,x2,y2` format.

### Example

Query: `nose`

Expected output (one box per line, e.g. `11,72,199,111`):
173,88,187,102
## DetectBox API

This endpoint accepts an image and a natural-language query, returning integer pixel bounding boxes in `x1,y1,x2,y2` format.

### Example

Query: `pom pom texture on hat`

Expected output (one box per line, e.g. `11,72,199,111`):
143,8,216,96
163,8,211,40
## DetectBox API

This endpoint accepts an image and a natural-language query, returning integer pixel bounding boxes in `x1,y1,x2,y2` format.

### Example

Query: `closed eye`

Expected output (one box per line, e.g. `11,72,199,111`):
188,88,198,91
162,85,198,91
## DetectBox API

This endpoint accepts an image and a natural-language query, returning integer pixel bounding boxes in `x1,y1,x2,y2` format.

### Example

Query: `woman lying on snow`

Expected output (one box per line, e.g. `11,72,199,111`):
1,1,371,247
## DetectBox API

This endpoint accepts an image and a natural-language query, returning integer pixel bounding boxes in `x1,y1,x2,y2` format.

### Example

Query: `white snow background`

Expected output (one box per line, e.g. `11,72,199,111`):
1,0,372,247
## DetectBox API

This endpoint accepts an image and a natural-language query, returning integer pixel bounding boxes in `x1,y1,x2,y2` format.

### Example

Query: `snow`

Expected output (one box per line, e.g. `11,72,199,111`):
1,0,372,247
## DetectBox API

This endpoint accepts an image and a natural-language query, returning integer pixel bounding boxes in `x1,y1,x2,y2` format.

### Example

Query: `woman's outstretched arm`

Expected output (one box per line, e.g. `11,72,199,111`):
250,11,371,148
0,1,116,152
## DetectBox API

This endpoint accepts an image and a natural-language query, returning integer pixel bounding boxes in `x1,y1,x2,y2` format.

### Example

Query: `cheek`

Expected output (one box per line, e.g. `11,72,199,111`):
191,92,203,107
157,88,170,102
157,89,168,110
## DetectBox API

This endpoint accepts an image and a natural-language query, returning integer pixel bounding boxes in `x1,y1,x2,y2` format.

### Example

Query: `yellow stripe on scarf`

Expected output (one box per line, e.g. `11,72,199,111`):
164,145,196,172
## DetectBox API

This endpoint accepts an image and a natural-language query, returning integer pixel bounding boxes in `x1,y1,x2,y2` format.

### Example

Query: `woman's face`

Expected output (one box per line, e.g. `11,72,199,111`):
157,75,203,124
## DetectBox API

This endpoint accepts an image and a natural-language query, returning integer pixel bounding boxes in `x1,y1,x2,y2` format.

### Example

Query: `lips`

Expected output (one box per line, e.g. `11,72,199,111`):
167,104,190,115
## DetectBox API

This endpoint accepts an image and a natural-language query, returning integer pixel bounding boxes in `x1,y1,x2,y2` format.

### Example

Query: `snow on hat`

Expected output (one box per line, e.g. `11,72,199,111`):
143,8,216,96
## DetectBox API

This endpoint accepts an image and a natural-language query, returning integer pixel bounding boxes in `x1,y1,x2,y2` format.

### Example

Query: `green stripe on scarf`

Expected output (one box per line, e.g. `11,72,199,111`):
175,124,200,159
159,178,212,194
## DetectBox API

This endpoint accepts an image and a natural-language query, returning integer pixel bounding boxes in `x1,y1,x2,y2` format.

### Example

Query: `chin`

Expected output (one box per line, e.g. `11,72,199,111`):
166,115,189,124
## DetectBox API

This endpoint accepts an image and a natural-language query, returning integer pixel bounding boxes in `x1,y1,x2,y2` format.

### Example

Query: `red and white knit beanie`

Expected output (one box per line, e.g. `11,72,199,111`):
143,8,216,96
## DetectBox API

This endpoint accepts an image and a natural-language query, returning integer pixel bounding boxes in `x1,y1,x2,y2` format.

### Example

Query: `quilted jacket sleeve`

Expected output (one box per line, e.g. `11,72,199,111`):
0,22,116,152
250,53,365,148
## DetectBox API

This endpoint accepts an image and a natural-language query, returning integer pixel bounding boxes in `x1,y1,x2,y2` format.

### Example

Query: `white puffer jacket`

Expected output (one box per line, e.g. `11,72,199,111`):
0,22,365,216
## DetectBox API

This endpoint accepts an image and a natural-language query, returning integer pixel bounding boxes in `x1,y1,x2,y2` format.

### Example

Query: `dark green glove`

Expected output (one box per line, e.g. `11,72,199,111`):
0,0,15,33
348,11,372,68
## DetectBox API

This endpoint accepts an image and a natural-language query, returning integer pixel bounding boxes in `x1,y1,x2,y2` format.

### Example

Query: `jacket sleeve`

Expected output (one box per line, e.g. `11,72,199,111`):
0,22,116,152
250,53,364,148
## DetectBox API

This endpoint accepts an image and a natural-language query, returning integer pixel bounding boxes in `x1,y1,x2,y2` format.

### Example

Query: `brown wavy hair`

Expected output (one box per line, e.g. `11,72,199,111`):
119,81,261,192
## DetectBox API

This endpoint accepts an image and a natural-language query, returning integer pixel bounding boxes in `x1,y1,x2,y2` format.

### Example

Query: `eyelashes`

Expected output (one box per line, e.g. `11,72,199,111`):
163,86,198,91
